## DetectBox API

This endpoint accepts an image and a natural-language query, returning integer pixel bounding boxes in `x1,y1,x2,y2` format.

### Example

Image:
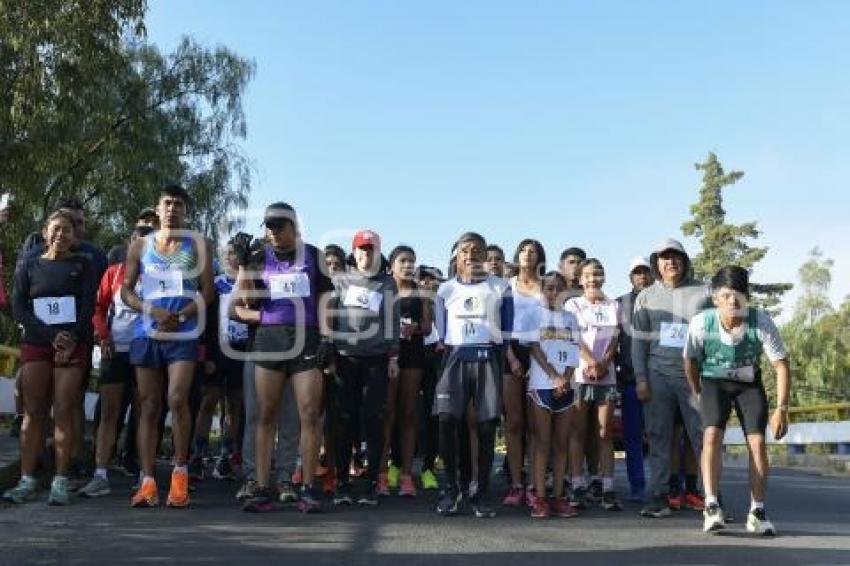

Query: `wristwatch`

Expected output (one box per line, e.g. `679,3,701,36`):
177,313,187,324
778,404,789,413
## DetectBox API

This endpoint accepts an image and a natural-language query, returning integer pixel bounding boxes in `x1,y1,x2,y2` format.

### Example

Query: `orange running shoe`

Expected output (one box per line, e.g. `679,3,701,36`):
131,478,159,508
166,468,190,508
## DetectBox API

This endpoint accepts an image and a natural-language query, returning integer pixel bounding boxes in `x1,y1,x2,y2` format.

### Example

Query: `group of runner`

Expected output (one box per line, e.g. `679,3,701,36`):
3,186,792,536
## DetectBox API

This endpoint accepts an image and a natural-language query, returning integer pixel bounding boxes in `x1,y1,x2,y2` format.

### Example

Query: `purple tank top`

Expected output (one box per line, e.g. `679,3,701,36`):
259,243,319,326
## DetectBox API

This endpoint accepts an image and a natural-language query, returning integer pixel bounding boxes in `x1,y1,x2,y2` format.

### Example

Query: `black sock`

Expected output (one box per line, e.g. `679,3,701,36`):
668,474,680,494
685,474,698,494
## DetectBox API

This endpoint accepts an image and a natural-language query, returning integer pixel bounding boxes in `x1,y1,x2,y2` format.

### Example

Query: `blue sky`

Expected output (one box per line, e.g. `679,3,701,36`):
147,1,849,314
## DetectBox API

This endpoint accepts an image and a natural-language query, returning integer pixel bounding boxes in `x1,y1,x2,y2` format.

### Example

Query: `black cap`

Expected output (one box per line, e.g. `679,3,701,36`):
416,265,446,281
262,202,297,227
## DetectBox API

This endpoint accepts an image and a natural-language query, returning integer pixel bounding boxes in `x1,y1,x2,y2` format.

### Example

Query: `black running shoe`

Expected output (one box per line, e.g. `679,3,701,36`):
571,486,588,510
357,484,379,506
602,491,622,511
333,482,354,506
436,489,463,516
297,487,324,514
470,495,496,518
242,487,277,513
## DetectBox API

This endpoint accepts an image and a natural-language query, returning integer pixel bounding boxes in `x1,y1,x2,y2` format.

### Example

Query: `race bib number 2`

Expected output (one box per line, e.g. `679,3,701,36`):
142,269,184,299
34,296,77,325
659,322,688,348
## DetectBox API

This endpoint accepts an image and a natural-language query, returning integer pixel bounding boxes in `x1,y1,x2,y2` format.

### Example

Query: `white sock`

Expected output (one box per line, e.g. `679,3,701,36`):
590,475,601,484
705,494,719,507
21,474,35,483
750,499,764,512
572,476,586,488
142,474,154,484
602,477,614,491
95,468,108,480
174,465,188,474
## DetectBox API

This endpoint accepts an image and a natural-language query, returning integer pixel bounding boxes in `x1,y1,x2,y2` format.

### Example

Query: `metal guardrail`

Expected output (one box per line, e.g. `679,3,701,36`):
788,403,850,422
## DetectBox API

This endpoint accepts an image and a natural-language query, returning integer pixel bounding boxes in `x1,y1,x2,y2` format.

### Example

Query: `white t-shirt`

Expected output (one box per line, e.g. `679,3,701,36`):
565,295,620,386
528,306,581,390
438,276,510,346
684,309,787,363
509,277,543,344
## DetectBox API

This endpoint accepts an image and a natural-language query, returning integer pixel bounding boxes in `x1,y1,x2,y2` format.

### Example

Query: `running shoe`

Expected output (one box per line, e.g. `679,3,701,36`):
242,487,276,513
502,484,525,506
278,480,298,504
588,479,603,502
296,486,323,514
549,497,578,518
602,491,623,511
530,497,550,519
117,454,140,478
684,491,706,511
357,484,379,506
703,502,726,533
188,456,204,482
212,457,235,481
420,469,439,491
166,468,190,508
571,486,588,510
387,464,401,489
131,478,159,508
641,497,673,518
471,496,496,519
746,508,776,536
399,474,416,498
3,476,38,504
47,476,71,506
333,482,354,506
376,473,391,497
79,476,111,498
667,492,682,511
436,489,463,516
236,479,259,502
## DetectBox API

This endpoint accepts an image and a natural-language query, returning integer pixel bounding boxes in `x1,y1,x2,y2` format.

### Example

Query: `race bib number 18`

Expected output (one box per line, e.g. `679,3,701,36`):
34,296,77,325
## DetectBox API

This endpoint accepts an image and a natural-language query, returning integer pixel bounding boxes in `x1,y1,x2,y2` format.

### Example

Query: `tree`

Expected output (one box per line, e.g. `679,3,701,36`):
776,250,850,406
1,2,254,340
682,152,792,315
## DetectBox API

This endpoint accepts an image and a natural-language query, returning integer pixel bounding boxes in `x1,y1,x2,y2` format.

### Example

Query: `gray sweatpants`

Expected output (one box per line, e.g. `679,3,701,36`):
644,372,704,497
241,361,301,483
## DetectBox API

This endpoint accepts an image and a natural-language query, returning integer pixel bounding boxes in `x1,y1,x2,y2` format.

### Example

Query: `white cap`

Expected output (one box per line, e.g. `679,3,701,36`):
628,256,650,274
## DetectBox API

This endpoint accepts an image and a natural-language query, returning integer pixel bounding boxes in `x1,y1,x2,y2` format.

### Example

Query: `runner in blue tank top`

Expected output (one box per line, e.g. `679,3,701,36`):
121,184,215,509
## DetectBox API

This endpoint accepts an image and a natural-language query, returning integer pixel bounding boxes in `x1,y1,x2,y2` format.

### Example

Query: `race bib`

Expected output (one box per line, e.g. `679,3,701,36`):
544,341,579,371
33,296,77,325
585,303,617,327
343,285,383,313
269,272,310,299
142,269,184,299
660,322,688,348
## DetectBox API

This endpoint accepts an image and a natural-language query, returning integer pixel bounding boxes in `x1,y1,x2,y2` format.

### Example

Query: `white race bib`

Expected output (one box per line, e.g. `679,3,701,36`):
33,296,77,325
142,269,184,299
343,285,383,313
585,303,617,327
660,322,688,348
544,341,580,372
269,272,310,300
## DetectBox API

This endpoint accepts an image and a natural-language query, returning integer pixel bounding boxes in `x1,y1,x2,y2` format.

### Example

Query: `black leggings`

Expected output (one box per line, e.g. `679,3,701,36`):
439,414,497,499
418,347,442,471
334,355,388,484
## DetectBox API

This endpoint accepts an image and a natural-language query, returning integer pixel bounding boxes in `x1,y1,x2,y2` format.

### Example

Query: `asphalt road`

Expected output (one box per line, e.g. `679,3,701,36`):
1,463,848,565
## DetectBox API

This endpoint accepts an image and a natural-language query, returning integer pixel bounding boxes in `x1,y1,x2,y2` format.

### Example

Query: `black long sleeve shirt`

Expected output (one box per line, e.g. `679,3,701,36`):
12,254,96,346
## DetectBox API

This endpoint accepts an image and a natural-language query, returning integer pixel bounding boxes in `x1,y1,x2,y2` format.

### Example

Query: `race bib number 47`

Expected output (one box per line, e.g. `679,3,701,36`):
269,272,310,299
34,296,77,325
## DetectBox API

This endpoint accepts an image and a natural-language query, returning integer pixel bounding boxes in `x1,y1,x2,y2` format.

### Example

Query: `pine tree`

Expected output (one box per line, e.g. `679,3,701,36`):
682,152,792,315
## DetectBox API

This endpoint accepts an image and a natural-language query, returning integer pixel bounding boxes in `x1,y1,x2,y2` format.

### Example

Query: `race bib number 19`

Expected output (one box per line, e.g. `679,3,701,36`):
34,296,77,325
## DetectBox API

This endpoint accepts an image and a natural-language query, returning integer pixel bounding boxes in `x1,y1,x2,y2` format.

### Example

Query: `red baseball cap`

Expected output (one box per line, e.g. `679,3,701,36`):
352,229,381,250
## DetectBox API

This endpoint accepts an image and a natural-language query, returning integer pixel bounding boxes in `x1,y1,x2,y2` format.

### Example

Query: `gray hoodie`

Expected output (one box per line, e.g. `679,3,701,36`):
330,270,401,358
631,239,711,382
